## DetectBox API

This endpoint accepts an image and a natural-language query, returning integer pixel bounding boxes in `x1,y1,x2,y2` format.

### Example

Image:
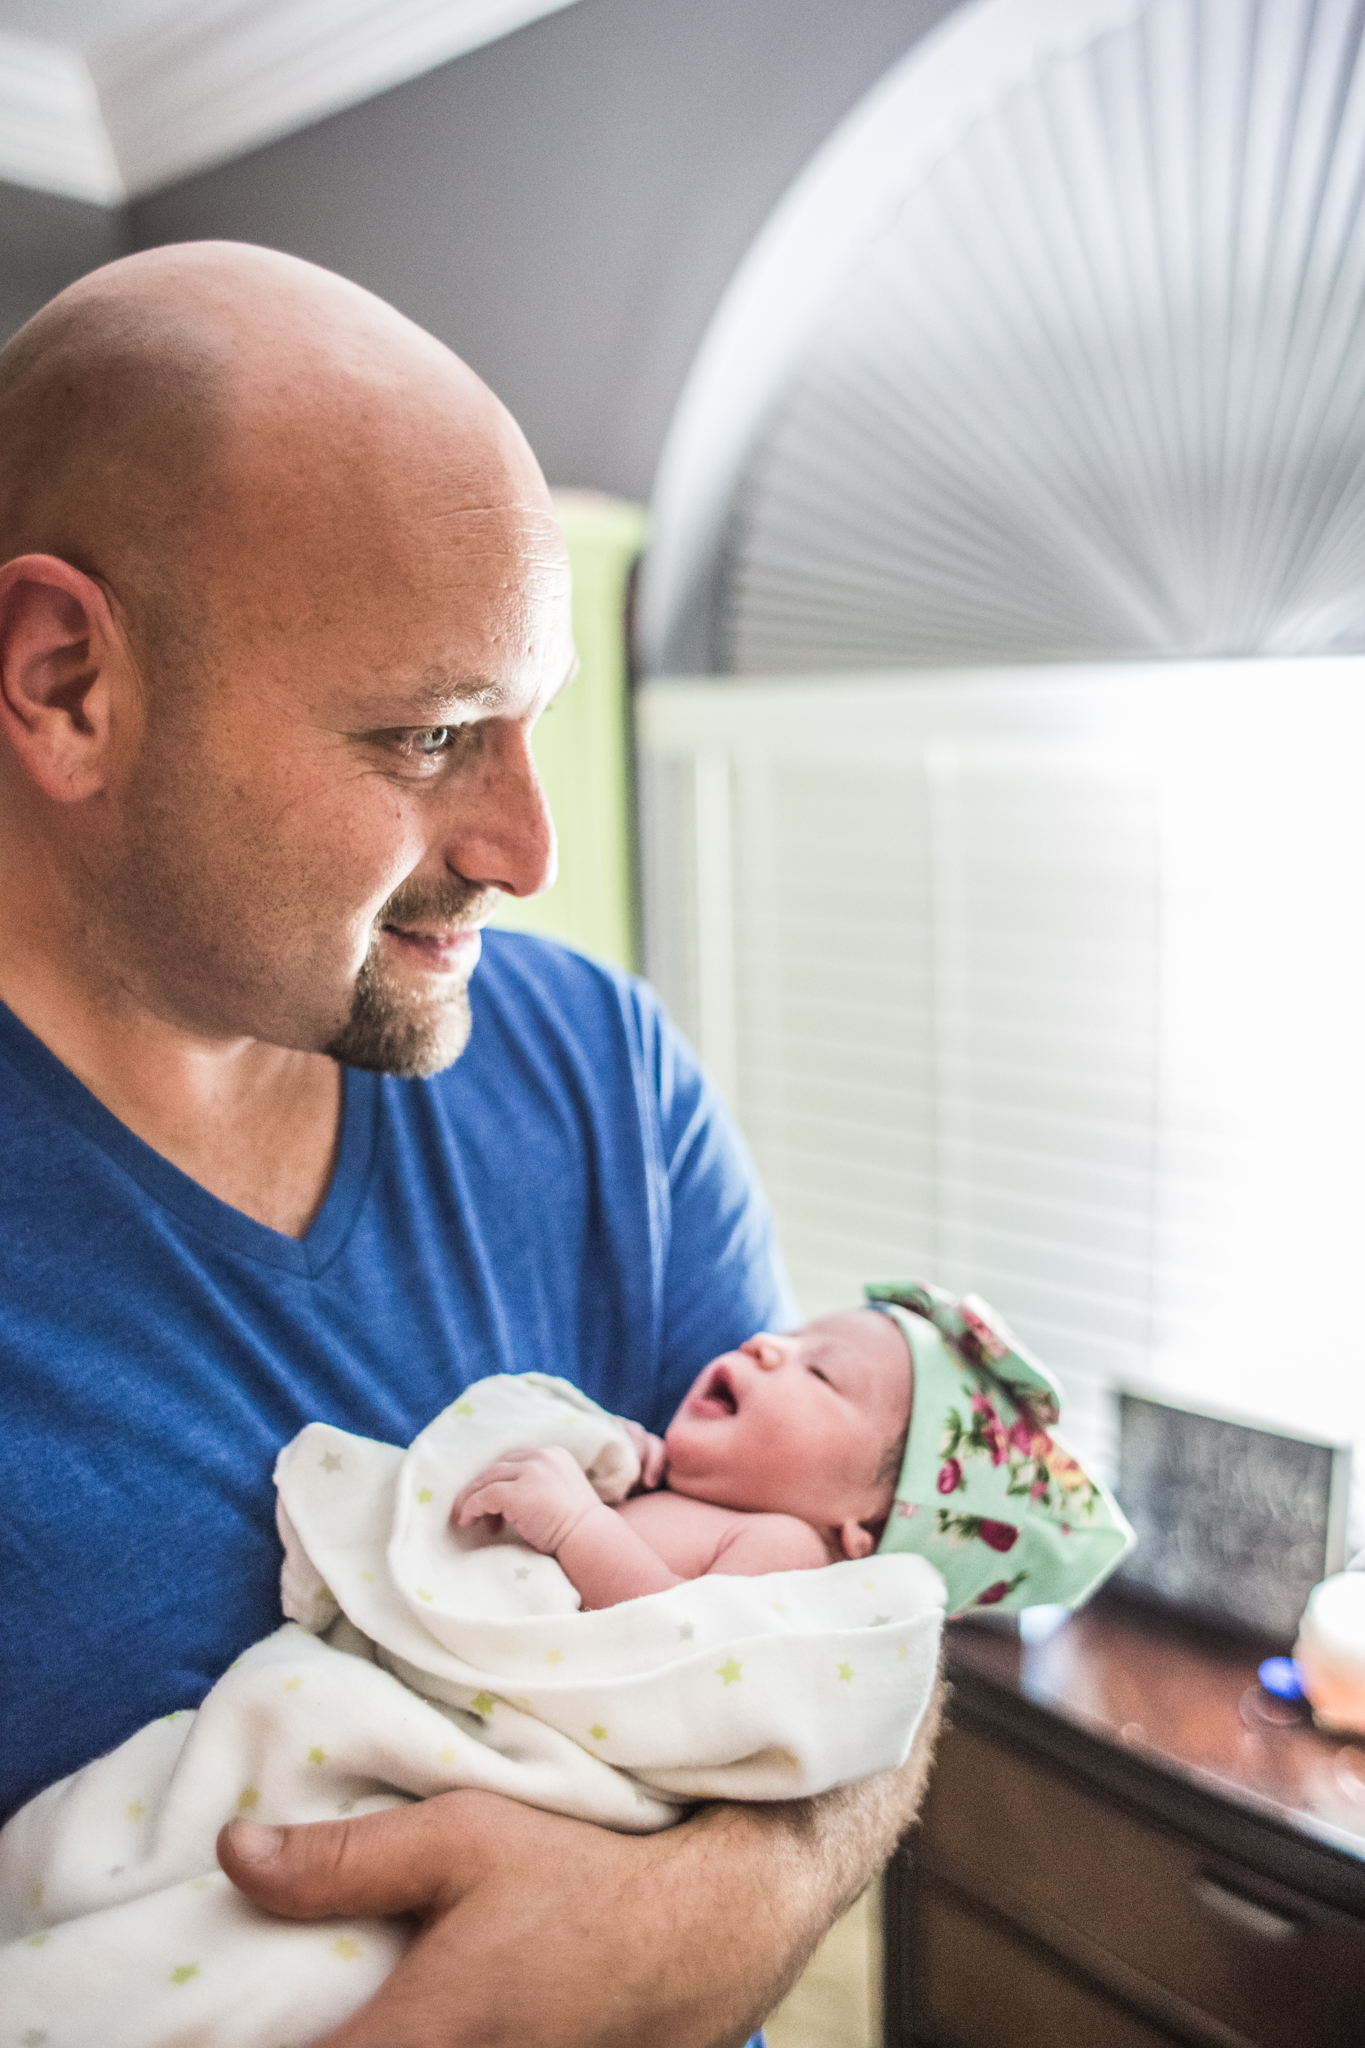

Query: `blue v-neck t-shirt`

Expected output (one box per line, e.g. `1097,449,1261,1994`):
0,931,796,1822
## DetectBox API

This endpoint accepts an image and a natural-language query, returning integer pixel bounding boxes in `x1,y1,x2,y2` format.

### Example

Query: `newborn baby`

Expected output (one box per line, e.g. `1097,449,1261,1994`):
0,1282,1130,2048
453,1309,914,1607
452,1281,1133,1620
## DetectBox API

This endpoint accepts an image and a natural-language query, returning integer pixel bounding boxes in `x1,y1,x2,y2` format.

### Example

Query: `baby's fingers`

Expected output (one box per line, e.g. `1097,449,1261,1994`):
453,1493,500,1530
450,1450,540,1525
451,1475,515,1527
620,1419,667,1491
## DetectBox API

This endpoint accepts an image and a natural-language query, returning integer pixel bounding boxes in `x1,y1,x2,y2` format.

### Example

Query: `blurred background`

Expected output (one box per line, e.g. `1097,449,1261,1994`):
5,4,1365,2041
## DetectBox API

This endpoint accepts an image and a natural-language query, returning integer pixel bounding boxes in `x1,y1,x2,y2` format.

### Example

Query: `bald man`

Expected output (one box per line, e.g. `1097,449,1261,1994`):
0,244,939,2047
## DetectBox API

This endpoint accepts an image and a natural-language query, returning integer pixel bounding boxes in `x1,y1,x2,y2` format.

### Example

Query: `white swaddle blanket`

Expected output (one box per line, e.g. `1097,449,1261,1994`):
0,1374,946,2048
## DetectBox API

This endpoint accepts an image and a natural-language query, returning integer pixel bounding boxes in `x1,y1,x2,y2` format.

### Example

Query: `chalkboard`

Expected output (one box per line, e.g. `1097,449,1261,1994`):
1113,1393,1351,1646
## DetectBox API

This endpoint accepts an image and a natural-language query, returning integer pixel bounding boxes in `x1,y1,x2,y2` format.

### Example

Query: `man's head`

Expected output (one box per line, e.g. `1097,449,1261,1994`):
663,1309,914,1560
0,242,573,1076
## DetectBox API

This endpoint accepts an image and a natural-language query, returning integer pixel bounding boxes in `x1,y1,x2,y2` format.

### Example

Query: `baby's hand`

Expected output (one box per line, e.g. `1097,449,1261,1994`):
619,1418,666,1492
451,1445,604,1556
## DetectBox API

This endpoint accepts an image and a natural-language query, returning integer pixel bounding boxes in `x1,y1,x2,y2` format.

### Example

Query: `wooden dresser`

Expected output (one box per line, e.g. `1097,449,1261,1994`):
883,1593,1365,2047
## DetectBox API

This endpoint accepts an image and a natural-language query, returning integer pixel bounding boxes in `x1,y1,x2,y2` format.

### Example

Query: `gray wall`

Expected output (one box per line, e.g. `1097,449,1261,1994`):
0,180,125,344
128,0,964,499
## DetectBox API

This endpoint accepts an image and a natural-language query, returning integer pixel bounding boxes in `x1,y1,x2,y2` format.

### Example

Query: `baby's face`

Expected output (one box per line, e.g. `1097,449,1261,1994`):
664,1309,912,1540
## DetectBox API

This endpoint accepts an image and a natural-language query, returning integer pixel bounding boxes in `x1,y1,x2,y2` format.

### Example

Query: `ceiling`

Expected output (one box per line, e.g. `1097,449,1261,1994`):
0,0,581,205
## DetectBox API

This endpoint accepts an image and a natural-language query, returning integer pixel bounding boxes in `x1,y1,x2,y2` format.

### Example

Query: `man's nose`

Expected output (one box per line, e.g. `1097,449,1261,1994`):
438,716,557,899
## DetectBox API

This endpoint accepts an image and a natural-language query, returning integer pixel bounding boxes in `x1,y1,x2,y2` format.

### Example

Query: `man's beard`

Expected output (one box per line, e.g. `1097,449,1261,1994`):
324,876,502,1079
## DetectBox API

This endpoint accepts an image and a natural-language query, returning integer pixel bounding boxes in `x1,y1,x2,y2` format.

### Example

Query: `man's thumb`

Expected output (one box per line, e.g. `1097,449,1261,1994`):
218,1799,464,1920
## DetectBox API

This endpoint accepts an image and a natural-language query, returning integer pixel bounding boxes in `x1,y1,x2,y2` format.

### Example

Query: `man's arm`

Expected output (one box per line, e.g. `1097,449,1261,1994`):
219,1673,946,2048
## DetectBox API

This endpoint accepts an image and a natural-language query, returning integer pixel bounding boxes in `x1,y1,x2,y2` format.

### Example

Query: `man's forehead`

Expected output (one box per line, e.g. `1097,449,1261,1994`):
414,502,569,563
285,504,574,724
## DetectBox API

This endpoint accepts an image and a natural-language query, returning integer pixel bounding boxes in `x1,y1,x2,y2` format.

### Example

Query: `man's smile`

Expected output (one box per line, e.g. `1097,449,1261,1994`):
379,924,484,975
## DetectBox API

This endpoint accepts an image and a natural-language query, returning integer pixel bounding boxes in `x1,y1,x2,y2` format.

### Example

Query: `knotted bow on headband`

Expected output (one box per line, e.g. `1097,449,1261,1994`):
868,1279,1134,1618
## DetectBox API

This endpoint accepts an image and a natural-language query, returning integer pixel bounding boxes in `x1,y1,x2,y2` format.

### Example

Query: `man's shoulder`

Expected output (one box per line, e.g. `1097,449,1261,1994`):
476,927,640,1005
462,930,668,1071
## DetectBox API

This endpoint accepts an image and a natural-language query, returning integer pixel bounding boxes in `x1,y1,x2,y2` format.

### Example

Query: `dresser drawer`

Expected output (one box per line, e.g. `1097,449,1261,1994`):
911,1885,1180,2048
920,1723,1365,2047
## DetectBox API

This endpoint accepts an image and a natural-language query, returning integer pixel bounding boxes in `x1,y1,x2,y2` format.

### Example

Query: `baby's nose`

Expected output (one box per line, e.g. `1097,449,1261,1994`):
744,1333,787,1370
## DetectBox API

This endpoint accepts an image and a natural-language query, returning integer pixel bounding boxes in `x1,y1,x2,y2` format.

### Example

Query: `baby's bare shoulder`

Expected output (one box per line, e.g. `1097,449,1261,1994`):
710,1512,831,1576
618,1493,831,1579
617,1489,744,1576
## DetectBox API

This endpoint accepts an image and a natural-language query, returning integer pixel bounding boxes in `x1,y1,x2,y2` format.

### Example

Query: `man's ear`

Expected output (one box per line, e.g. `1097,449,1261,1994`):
0,555,132,804
836,1518,877,1561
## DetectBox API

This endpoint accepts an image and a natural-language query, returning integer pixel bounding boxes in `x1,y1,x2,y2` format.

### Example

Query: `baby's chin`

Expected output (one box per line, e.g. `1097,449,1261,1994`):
661,1438,732,1505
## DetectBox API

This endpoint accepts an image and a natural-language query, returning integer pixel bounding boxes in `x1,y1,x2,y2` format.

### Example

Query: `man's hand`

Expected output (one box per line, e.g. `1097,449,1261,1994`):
451,1444,601,1554
218,1679,946,2048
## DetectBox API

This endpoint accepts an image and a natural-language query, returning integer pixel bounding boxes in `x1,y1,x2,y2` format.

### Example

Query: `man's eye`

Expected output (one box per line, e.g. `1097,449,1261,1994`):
415,727,453,756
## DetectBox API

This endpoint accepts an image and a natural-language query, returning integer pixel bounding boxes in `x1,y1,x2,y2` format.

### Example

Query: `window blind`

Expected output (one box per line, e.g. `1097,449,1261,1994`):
638,660,1365,1548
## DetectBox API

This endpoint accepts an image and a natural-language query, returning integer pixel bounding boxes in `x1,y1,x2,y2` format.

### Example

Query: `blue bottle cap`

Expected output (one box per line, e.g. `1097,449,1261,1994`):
1257,1655,1306,1702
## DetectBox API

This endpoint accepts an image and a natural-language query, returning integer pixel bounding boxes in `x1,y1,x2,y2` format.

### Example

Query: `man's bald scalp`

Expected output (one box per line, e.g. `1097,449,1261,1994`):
0,242,555,702
0,271,234,682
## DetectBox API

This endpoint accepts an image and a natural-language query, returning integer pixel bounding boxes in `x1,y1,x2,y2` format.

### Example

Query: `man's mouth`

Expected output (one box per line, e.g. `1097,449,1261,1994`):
379,924,483,976
691,1362,739,1419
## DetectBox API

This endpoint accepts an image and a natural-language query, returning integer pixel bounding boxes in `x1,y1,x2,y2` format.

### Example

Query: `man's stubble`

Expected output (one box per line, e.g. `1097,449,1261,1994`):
324,873,504,1079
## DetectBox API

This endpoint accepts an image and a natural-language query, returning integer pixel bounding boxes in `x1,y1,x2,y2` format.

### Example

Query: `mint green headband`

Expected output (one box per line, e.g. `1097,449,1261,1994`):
869,1279,1134,1617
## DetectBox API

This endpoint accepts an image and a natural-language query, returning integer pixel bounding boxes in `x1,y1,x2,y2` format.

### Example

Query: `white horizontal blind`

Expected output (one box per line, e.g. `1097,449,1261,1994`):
637,661,1365,1543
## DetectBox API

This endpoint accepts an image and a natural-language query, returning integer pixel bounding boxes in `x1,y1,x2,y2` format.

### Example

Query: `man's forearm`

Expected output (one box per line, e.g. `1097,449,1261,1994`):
699,1671,945,2007
639,1673,948,2045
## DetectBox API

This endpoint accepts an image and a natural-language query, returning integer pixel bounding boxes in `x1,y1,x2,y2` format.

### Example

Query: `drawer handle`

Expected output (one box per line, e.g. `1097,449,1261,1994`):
1189,1874,1300,1943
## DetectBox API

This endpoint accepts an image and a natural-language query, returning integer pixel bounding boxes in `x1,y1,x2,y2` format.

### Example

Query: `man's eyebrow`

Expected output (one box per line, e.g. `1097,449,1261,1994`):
389,653,579,725
397,674,501,719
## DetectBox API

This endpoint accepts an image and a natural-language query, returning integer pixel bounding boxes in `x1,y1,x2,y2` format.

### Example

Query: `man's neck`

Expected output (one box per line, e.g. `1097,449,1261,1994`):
0,925,343,1242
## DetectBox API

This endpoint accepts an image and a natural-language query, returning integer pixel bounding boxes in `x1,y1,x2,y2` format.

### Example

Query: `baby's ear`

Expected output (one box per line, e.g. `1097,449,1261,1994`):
837,1519,876,1561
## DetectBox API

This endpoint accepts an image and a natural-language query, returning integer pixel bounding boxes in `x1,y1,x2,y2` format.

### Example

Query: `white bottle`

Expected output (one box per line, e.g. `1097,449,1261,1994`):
1294,1573,1365,1734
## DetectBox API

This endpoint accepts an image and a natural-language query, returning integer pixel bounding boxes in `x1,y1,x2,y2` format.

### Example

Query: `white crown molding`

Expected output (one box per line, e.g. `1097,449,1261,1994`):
0,29,122,203
0,0,582,207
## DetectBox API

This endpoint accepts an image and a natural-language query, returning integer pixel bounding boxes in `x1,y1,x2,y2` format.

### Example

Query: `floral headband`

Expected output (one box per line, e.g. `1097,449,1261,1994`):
868,1279,1134,1617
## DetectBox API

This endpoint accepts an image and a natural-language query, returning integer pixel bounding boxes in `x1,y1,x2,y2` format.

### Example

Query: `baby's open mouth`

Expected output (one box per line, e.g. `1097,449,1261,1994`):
693,1363,739,1418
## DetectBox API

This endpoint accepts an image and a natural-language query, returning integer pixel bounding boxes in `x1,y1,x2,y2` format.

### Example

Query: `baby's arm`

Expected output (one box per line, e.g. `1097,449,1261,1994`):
452,1448,831,1607
452,1446,687,1607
